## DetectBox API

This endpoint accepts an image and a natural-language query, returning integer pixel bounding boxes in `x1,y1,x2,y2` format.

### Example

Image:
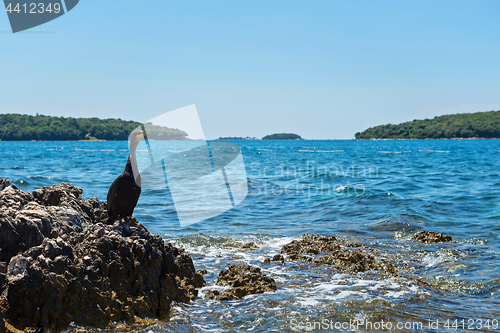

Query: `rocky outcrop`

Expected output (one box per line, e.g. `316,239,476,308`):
281,234,397,274
412,230,453,243
261,254,285,264
0,179,17,192
241,242,258,249
281,234,339,256
0,180,204,332
205,264,276,301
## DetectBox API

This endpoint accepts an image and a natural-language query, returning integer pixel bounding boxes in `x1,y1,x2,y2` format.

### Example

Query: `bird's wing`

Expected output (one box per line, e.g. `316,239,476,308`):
107,175,127,220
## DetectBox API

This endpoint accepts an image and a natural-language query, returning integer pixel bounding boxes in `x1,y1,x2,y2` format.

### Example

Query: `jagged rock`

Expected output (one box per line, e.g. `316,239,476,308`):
241,242,258,249
313,248,396,274
205,264,276,301
0,180,204,332
261,254,285,265
0,179,17,191
281,234,396,274
272,254,284,262
412,230,453,243
0,188,34,211
281,234,339,255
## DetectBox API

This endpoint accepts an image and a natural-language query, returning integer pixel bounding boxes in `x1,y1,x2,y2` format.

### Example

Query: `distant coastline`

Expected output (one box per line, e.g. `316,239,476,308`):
0,114,188,141
262,133,302,140
355,110,500,139
356,137,500,140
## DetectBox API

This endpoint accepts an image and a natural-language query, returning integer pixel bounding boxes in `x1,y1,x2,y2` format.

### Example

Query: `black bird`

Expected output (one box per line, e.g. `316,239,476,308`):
107,130,147,229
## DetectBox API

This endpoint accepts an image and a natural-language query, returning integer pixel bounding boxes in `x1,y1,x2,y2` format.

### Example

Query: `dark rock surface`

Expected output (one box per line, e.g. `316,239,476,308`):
205,264,277,301
241,241,258,249
281,234,339,256
281,234,397,274
412,230,453,243
0,180,204,332
261,254,285,265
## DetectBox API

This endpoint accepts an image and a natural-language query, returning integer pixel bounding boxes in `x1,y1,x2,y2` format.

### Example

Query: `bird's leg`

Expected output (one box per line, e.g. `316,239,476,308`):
126,216,132,232
118,215,130,235
122,216,130,235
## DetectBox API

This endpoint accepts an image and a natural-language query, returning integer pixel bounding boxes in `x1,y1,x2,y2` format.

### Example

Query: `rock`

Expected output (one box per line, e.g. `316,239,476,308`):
6,254,31,283
272,254,284,262
281,234,339,255
0,262,6,294
412,231,453,243
0,180,204,332
0,188,34,211
261,254,285,265
281,234,397,274
313,248,396,274
241,242,258,249
0,179,17,191
205,264,276,301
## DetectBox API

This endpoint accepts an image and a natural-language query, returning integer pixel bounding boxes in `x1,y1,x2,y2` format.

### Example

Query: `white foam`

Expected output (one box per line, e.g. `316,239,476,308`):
261,236,299,249
385,290,408,298
327,290,369,300
297,297,321,306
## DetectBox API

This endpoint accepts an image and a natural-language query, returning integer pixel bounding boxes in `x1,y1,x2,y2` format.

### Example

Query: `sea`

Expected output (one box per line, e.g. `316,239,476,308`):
1,139,500,332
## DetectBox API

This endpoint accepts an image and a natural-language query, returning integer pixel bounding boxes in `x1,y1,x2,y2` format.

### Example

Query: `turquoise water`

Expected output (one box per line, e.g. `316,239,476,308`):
2,140,500,332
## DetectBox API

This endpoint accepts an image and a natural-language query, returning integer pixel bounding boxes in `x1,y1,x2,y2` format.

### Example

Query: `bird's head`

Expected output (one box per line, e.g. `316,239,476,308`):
129,130,148,150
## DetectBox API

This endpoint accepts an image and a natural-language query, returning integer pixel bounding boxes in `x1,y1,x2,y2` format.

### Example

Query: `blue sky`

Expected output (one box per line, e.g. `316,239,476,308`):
1,0,499,139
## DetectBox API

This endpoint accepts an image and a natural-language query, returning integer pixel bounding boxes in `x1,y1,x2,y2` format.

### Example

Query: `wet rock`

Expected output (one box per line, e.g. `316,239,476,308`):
241,242,258,249
282,234,396,274
261,254,285,265
272,254,284,262
206,264,277,301
412,231,453,243
0,180,204,332
313,248,396,274
282,234,339,255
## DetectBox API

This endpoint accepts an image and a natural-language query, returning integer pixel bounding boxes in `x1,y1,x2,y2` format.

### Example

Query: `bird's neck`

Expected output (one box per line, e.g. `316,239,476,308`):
125,146,138,177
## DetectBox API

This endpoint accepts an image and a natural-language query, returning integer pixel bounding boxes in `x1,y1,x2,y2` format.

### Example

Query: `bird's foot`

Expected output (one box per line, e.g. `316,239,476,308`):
116,215,131,236
125,217,132,233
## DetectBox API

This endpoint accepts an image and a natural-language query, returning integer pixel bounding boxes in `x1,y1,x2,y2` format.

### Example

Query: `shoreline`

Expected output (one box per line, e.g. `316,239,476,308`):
2,137,500,142
355,137,500,140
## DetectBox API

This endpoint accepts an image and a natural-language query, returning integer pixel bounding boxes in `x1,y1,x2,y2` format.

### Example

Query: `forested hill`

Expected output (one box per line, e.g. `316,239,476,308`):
0,114,187,141
355,111,500,139
262,133,302,140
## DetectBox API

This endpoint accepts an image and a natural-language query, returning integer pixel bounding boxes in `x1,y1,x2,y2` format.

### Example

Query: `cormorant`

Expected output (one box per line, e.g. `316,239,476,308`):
107,130,147,229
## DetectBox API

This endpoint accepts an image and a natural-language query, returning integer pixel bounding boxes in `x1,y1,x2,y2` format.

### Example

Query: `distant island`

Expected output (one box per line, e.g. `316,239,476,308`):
0,114,188,141
355,110,500,139
262,133,302,140
216,136,258,140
